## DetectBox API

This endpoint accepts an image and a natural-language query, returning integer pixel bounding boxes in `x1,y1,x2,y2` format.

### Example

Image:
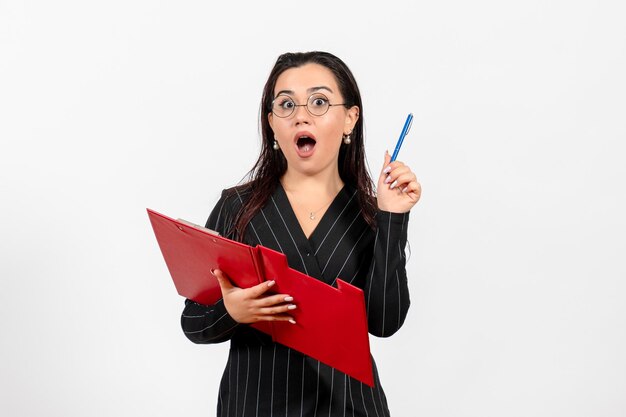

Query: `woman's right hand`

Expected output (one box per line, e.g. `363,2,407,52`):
213,269,297,324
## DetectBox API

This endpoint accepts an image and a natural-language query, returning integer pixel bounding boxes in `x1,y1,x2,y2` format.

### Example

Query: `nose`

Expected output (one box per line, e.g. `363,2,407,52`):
292,104,311,125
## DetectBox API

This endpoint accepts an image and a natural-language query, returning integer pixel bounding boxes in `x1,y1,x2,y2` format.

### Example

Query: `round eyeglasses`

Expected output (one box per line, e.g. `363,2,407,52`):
271,93,346,118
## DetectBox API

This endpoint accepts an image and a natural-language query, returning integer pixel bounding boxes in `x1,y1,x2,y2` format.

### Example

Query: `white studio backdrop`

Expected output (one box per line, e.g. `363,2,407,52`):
1,0,625,416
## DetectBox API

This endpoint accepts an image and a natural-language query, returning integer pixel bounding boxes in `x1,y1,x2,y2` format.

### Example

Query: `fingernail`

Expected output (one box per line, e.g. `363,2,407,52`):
287,304,297,310
210,269,216,276
267,280,275,287
402,186,408,193
390,180,398,189
289,319,296,324
384,176,392,184
383,166,391,174
284,296,294,302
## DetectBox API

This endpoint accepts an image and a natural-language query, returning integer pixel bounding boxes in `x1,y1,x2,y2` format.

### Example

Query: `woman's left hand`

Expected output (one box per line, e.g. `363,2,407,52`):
376,151,421,213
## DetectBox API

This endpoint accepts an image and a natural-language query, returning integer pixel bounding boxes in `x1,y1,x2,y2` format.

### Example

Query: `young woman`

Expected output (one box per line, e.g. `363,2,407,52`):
181,51,421,416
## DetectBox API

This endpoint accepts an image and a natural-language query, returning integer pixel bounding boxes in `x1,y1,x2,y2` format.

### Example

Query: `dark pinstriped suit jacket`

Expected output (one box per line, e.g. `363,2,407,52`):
181,182,411,417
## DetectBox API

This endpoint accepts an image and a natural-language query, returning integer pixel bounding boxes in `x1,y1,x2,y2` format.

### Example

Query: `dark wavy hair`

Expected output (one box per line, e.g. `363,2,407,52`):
231,51,377,239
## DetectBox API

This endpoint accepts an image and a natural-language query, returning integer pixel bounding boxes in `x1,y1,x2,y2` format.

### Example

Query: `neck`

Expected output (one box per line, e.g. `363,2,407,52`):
280,167,344,197
280,167,344,226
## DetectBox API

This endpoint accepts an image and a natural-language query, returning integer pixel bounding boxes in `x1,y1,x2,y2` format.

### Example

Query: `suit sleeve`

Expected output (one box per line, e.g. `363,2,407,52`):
180,190,240,344
364,210,411,338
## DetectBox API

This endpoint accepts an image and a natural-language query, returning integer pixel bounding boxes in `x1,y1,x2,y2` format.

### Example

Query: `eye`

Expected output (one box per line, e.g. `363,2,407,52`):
276,96,295,110
309,95,328,108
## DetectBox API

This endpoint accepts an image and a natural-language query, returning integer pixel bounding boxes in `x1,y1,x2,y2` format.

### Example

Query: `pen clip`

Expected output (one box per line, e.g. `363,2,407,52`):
404,114,414,137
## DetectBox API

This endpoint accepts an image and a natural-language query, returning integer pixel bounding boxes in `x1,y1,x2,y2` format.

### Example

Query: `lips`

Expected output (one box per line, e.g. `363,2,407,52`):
294,131,316,158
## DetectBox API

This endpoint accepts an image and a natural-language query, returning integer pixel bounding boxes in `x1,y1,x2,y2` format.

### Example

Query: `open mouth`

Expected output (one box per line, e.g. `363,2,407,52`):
296,136,316,152
294,133,317,157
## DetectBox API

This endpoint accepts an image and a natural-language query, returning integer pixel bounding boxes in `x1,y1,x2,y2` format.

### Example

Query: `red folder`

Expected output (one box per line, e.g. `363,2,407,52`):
147,208,374,386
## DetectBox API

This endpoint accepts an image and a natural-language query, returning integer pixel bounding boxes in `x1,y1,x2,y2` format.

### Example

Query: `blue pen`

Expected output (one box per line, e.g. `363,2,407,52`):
390,113,413,162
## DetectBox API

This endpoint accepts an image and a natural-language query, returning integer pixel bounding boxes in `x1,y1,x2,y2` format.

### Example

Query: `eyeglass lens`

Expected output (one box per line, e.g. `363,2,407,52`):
272,93,331,117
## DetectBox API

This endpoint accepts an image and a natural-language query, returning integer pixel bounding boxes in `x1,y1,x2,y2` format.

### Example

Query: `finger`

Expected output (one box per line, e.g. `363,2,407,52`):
383,165,411,185
254,313,297,324
381,160,407,184
213,269,235,293
247,279,277,298
253,293,295,307
401,180,422,198
383,150,391,168
391,164,410,176
258,303,297,315
379,151,392,180
389,172,417,190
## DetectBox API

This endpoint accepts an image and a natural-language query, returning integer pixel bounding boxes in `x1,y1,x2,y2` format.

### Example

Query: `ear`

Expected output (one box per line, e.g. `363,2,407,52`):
268,112,274,132
344,105,360,134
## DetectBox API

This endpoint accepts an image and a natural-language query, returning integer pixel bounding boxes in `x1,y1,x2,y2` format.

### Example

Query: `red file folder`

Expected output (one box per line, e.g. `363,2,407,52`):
147,208,374,386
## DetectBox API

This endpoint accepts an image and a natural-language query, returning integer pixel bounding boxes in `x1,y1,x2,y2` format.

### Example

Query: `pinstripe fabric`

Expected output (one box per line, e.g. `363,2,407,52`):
181,183,410,416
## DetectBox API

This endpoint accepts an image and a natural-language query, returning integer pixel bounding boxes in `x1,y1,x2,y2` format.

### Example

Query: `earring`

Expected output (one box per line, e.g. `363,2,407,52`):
273,139,280,150
343,133,351,145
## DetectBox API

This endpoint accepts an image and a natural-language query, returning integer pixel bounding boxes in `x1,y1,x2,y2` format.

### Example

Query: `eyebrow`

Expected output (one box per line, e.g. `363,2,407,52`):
274,86,335,97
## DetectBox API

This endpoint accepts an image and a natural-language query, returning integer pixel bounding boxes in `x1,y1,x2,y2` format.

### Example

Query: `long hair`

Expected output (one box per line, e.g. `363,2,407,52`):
231,51,377,240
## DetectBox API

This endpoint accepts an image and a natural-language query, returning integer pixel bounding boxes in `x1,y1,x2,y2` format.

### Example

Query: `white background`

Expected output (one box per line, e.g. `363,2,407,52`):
1,1,625,416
